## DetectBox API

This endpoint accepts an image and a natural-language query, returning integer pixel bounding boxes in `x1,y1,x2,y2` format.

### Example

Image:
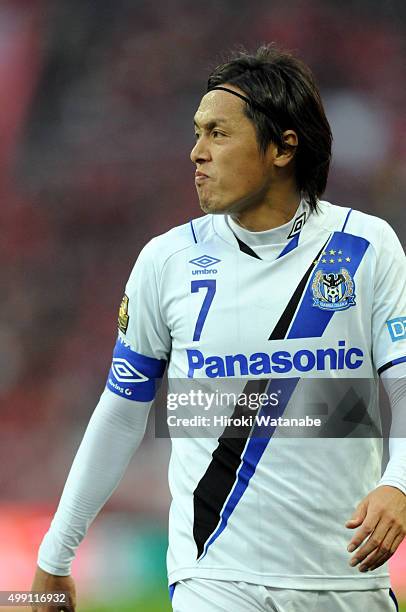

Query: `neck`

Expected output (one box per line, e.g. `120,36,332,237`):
231,187,301,232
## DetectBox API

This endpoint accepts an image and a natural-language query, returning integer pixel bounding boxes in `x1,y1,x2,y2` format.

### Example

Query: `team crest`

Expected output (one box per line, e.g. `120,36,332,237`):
118,294,129,333
312,268,356,311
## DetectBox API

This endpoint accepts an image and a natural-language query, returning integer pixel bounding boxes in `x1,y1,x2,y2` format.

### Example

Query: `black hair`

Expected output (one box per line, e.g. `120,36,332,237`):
207,44,332,212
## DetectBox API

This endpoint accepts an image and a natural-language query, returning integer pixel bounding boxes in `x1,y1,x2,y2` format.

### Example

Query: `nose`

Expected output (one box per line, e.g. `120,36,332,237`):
190,136,211,165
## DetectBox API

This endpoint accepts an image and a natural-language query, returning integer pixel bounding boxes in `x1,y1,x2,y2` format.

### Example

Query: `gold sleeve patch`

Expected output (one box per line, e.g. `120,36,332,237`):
118,294,129,333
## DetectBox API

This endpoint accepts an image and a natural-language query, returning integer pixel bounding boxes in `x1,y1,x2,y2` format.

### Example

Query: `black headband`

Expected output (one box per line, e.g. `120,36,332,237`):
207,86,272,119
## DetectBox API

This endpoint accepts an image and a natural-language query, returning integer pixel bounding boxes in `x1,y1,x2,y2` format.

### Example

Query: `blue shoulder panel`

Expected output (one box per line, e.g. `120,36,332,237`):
287,232,370,339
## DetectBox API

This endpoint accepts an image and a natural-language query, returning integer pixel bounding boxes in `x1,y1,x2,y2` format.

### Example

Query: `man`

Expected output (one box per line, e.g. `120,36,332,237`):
32,45,406,611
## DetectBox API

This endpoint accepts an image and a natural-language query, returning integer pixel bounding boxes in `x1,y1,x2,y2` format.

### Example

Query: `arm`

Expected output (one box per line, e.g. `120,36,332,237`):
346,363,406,572
33,239,171,610
32,390,151,610
37,389,151,576
345,220,406,571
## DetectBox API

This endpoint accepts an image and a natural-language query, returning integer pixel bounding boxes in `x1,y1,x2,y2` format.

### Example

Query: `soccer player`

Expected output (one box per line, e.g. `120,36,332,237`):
32,45,406,611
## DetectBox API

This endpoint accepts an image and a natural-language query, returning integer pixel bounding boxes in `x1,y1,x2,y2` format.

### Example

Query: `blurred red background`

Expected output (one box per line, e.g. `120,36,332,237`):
1,0,405,603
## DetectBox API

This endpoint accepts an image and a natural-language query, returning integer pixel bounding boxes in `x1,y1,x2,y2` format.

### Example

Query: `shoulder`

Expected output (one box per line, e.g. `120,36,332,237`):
132,214,215,270
316,199,399,250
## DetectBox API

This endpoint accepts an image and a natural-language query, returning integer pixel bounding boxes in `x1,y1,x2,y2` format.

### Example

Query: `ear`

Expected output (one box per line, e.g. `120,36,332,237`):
273,130,298,168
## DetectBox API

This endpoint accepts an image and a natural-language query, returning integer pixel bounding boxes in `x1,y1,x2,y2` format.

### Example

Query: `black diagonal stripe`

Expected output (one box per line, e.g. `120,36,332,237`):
235,235,262,260
269,238,330,340
193,379,268,559
377,360,395,376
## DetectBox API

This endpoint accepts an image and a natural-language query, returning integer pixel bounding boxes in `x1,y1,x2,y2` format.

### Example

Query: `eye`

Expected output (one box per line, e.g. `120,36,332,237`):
194,132,200,141
212,130,223,138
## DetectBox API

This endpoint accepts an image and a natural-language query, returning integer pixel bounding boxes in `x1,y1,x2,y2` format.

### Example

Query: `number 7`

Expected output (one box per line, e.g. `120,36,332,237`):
191,280,216,341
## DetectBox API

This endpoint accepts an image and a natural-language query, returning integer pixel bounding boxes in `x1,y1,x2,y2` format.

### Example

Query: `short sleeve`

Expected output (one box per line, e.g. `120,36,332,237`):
106,238,171,401
372,221,406,374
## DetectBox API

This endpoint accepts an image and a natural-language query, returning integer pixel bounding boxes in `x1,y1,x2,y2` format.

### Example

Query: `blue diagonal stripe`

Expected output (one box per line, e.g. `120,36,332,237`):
200,377,299,559
287,232,370,339
277,233,299,259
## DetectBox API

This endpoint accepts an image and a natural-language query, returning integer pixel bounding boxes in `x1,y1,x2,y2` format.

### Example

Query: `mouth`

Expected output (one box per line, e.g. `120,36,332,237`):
195,171,210,185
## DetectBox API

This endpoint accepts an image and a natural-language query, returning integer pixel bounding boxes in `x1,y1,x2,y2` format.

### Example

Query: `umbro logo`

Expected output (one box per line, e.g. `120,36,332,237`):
189,255,220,275
111,358,148,383
189,255,221,268
287,211,307,239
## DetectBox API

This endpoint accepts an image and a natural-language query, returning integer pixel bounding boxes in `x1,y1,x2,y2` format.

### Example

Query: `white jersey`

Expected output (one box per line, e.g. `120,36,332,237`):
106,199,406,590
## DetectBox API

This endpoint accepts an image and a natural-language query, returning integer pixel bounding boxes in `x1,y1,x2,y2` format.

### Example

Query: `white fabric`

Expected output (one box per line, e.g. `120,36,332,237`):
166,202,405,589
171,578,398,612
37,388,150,575
227,199,309,261
379,362,406,495
38,199,406,591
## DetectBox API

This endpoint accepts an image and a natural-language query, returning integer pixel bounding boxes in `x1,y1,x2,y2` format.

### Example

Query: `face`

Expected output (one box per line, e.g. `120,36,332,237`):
190,84,276,215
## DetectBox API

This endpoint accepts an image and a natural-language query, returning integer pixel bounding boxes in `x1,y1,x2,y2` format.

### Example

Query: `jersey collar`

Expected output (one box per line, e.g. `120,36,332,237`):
212,198,311,251
227,199,309,247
